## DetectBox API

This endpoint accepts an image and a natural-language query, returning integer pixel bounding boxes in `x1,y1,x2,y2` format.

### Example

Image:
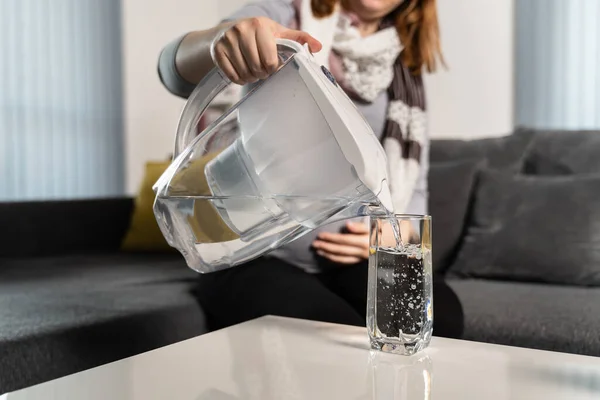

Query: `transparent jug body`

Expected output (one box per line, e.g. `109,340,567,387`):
154,50,384,273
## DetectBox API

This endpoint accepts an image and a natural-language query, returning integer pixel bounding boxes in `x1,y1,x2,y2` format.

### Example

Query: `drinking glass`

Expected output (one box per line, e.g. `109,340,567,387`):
367,214,433,355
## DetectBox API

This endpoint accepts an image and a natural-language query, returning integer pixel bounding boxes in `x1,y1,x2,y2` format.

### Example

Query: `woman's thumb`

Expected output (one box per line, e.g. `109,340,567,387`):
277,29,322,53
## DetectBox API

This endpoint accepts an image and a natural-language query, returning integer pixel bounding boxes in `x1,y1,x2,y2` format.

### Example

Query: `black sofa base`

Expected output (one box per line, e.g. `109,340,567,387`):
0,253,206,394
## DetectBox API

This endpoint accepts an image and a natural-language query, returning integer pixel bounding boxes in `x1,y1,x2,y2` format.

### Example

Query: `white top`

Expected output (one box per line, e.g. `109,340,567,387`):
5,316,600,399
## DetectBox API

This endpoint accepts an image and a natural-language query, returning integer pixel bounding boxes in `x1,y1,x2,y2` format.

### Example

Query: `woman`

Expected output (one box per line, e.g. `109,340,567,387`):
158,0,464,338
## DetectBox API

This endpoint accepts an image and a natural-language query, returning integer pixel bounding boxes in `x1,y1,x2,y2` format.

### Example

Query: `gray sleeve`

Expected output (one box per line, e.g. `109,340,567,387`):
405,138,430,215
222,0,296,26
157,0,296,99
157,34,198,98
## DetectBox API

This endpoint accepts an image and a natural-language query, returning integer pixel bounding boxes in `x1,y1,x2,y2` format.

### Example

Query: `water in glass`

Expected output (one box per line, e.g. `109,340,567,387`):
367,215,433,355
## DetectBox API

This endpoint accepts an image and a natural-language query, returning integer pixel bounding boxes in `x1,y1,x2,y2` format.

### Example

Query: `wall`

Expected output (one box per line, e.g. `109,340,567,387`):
121,0,515,194
121,0,248,194
424,0,515,139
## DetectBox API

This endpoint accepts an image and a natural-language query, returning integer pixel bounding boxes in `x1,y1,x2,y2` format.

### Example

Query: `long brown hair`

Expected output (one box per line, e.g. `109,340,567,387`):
311,0,444,74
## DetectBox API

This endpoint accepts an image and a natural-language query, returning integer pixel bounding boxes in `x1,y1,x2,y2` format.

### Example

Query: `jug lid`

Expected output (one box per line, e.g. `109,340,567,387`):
292,46,394,212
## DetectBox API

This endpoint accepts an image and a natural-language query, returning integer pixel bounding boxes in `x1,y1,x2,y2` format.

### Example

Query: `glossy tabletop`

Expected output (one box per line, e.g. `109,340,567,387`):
3,316,600,399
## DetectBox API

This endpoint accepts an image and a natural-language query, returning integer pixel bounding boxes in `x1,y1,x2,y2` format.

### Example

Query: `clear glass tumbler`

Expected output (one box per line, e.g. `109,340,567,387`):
367,214,433,355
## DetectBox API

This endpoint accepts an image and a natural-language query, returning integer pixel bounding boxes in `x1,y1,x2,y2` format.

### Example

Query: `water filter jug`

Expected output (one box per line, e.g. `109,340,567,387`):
152,39,394,273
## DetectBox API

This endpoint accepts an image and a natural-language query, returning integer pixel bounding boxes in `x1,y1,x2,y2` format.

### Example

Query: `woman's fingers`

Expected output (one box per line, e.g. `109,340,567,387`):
316,250,361,265
213,41,247,84
214,49,241,84
277,29,322,53
312,240,365,257
256,24,280,74
313,228,370,262
316,233,368,249
239,26,269,80
222,31,256,83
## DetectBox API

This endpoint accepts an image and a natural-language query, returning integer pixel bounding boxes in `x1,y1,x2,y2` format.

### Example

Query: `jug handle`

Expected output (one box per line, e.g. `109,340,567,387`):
172,39,307,159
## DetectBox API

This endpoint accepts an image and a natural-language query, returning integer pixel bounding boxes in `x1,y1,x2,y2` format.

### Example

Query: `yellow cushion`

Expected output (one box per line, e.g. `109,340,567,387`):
121,161,173,252
121,154,240,252
167,152,239,243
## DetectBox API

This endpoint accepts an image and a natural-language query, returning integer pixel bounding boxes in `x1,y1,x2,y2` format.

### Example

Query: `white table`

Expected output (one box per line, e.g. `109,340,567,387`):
3,316,600,399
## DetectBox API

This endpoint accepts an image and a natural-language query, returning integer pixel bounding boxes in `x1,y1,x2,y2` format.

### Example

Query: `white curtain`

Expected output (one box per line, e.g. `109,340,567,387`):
0,0,124,201
516,0,600,130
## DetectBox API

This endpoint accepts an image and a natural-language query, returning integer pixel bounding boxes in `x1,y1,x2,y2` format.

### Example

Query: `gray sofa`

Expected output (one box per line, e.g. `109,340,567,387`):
1,127,599,394
429,127,600,357
0,199,206,394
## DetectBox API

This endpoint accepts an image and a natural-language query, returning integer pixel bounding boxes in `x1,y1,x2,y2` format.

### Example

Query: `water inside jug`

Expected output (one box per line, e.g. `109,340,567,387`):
153,39,395,273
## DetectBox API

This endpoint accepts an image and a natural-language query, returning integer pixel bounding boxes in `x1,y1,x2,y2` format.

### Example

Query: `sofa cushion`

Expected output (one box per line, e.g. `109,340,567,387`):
0,253,205,394
428,159,483,272
448,279,600,356
430,129,534,171
523,129,600,175
448,169,600,286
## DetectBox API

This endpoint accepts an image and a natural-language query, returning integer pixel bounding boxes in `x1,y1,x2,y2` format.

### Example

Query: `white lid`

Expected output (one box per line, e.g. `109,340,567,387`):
292,44,394,212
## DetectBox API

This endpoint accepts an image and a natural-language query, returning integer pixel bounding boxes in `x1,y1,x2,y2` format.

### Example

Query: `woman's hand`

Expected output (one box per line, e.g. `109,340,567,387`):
211,17,322,85
312,222,370,265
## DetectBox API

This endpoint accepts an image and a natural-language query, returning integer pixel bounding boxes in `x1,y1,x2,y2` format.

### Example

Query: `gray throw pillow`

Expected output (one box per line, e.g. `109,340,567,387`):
428,159,483,273
523,129,600,175
430,129,534,171
448,169,600,286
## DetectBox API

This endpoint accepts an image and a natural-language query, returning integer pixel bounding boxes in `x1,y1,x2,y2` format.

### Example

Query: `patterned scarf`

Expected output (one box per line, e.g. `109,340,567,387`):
291,0,426,212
